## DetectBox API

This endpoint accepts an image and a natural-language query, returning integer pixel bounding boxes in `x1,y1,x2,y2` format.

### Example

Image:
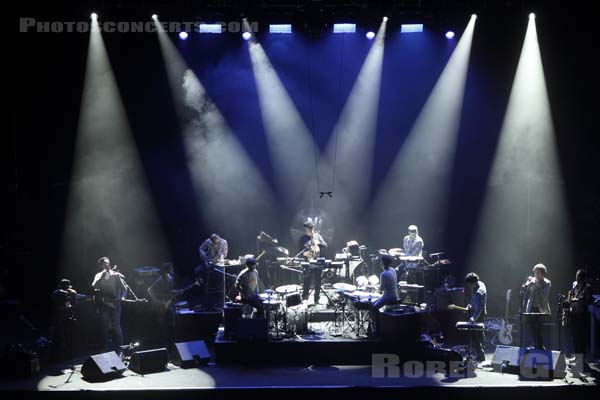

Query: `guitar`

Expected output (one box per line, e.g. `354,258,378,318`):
448,304,470,313
155,280,200,312
497,289,513,345
95,295,148,310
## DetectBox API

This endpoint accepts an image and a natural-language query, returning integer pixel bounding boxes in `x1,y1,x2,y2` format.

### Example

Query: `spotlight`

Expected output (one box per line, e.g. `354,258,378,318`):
400,24,423,33
366,31,375,40
90,13,98,20
445,31,455,39
333,23,356,33
269,24,292,33
151,14,157,20
199,23,222,33
529,13,536,19
242,31,252,41
471,14,477,19
179,31,188,40
383,16,389,22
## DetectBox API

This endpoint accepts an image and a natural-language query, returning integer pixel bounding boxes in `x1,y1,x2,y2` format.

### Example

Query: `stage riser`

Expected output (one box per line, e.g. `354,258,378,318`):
214,339,460,365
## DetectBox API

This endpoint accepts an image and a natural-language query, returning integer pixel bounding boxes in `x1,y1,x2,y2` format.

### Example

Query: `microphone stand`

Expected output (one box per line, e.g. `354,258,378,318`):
519,284,526,348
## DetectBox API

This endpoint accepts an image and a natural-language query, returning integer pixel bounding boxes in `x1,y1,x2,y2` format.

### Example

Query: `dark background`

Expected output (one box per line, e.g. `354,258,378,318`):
3,0,599,338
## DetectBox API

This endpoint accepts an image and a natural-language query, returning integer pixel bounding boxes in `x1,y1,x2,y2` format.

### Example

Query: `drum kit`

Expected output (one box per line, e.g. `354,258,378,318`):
330,279,382,337
251,284,307,337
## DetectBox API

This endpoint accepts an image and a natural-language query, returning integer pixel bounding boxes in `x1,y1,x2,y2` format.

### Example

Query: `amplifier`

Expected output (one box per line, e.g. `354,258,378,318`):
398,284,424,305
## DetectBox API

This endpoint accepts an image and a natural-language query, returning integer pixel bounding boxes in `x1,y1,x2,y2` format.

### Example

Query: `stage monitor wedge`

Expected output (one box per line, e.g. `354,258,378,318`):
81,351,126,382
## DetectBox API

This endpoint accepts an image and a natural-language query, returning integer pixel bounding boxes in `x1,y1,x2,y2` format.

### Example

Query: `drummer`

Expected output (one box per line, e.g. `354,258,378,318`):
235,257,265,318
370,255,398,337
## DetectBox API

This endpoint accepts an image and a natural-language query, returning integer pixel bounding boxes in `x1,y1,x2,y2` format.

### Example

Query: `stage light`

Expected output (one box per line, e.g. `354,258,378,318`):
466,13,572,295
242,31,252,40
178,31,188,40
269,24,292,33
471,14,477,19
372,14,476,241
151,14,157,20
383,16,389,22
319,16,388,229
529,13,536,19
154,18,277,250
90,13,97,20
445,31,455,39
198,23,222,33
333,23,356,33
366,31,375,40
61,12,170,287
245,23,321,208
400,24,423,33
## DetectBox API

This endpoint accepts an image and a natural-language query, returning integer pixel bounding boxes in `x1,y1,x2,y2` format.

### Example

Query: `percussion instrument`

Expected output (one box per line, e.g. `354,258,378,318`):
276,284,302,295
332,283,356,292
285,292,302,307
285,305,307,335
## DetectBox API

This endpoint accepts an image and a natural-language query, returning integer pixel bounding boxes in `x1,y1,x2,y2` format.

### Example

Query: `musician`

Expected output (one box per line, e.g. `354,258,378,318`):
50,279,78,361
465,273,487,362
198,233,228,264
403,225,424,272
147,262,184,350
298,221,328,304
92,257,127,353
565,269,593,370
195,233,228,282
370,255,398,337
522,263,551,350
235,257,265,318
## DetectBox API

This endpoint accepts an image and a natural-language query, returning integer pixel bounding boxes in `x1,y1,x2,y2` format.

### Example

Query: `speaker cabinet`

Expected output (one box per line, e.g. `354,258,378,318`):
519,349,566,380
491,345,566,380
128,348,168,375
379,310,421,343
236,318,268,341
81,351,126,382
172,340,211,368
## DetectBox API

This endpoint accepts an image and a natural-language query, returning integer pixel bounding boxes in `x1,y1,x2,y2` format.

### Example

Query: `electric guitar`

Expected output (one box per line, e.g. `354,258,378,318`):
95,295,148,310
497,289,513,345
448,304,470,313
155,280,200,312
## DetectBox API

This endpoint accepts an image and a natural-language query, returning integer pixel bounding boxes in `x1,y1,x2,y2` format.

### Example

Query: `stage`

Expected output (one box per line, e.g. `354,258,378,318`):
1,358,597,400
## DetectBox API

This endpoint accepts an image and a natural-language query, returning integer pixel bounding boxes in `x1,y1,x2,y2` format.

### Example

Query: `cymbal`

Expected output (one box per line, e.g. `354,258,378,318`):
332,283,356,292
275,284,301,294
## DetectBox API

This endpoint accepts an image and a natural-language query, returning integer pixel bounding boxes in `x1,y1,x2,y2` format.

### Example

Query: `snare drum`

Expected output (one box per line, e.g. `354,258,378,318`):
285,292,302,307
263,299,281,312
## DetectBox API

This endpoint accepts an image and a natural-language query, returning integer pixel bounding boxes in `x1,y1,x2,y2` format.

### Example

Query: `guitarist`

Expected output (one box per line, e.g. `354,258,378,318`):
298,221,328,304
147,262,185,350
465,272,487,362
564,269,593,374
92,257,127,353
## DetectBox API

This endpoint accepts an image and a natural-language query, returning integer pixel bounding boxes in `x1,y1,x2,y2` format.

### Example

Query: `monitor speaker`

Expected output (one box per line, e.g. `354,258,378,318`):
172,340,210,368
81,351,126,382
128,348,168,375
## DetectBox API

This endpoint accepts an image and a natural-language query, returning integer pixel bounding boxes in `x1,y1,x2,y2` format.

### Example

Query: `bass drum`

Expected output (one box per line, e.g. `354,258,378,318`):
285,305,307,335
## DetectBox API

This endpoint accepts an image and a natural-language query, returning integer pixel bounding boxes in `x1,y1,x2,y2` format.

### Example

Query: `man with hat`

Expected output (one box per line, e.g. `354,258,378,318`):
298,221,328,304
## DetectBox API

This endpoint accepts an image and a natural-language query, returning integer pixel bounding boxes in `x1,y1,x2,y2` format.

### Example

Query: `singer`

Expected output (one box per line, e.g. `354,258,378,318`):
522,263,551,350
92,256,127,353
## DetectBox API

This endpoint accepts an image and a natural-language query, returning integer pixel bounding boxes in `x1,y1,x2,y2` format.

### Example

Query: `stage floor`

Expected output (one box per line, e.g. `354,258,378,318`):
2,359,596,391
